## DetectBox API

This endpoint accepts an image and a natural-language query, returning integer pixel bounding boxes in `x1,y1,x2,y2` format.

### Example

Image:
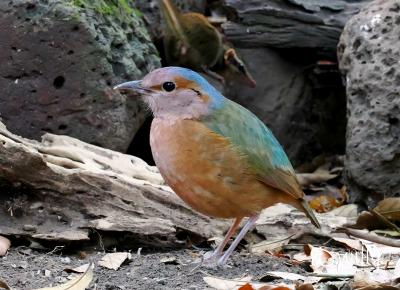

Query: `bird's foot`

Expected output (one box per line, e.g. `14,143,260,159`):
190,250,228,270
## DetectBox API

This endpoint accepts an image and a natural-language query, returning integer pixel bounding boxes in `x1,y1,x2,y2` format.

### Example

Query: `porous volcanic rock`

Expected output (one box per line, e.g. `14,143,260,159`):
338,0,400,204
0,0,160,151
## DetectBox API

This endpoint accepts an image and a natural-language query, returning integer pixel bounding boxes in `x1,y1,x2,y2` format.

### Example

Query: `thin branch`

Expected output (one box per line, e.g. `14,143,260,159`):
336,227,400,247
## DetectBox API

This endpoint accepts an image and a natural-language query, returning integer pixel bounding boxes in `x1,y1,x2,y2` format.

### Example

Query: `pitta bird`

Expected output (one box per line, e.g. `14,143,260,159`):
114,67,320,266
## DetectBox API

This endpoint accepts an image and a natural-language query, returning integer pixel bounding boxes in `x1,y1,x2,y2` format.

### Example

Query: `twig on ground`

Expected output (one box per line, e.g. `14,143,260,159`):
337,227,400,247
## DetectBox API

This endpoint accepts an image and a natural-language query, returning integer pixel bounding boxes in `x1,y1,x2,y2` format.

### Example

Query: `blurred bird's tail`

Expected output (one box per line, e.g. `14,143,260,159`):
300,199,320,228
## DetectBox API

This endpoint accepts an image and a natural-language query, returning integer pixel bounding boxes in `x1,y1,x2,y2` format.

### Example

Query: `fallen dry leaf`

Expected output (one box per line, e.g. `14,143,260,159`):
309,195,342,213
239,284,255,290
332,237,363,251
35,263,93,290
374,198,400,221
203,276,252,290
352,269,400,290
293,252,310,263
355,211,388,230
329,204,358,218
356,286,399,290
64,263,90,274
0,236,10,257
251,234,295,254
0,279,11,290
297,169,337,188
309,186,348,213
98,252,130,270
295,284,314,290
304,245,332,272
203,276,293,290
262,272,320,284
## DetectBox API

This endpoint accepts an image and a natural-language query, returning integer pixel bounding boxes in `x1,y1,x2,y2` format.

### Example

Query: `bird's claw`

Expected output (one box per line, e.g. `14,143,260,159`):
189,250,229,271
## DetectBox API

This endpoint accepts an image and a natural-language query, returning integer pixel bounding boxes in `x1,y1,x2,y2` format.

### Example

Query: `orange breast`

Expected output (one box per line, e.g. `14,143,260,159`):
150,118,287,219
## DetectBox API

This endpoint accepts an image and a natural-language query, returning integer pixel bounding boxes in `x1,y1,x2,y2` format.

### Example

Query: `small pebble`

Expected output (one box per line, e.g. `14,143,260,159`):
23,224,37,232
44,269,51,277
19,261,29,269
54,276,67,283
60,256,71,264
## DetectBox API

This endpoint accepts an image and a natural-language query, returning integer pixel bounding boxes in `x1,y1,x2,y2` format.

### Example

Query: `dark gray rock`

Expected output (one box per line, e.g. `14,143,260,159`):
338,0,400,204
222,0,371,54
221,48,346,166
0,0,160,151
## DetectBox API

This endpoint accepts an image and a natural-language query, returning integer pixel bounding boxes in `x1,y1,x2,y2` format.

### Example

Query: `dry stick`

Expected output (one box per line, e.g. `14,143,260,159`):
370,208,400,233
336,227,400,247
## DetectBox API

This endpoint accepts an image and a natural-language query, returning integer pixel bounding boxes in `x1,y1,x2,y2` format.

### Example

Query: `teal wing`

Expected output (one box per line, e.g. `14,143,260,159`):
202,99,304,199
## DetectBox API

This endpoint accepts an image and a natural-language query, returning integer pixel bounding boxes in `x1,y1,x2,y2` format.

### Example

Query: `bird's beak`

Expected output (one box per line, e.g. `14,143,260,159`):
113,80,150,95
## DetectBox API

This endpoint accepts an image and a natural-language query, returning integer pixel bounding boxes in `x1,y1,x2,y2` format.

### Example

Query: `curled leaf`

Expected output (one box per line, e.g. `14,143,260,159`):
304,244,332,272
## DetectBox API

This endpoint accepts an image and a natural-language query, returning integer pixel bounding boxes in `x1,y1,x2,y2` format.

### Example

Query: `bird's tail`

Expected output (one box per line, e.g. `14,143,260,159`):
299,199,320,228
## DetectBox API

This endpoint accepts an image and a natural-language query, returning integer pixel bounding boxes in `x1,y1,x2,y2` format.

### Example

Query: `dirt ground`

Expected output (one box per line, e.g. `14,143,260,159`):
0,246,307,290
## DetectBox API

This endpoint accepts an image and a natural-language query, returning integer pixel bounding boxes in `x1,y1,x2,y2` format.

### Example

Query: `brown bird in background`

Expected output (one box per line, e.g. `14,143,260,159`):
159,0,256,87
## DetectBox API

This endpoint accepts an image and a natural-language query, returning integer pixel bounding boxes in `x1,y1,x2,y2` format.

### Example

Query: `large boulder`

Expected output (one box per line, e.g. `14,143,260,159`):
222,0,372,55
338,0,400,204
0,0,160,152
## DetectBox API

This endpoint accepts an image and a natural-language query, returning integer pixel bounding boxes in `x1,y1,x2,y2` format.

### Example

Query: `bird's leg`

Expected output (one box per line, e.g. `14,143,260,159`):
213,217,243,257
217,214,259,266
200,217,242,266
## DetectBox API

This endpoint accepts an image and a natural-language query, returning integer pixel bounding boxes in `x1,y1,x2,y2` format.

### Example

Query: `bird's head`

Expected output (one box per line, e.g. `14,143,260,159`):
114,67,225,120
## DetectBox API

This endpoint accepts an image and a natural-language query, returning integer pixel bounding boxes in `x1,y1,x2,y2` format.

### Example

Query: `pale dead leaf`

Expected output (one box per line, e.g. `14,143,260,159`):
353,269,399,289
293,252,310,263
0,236,10,256
297,169,337,188
304,245,332,272
35,263,93,290
356,286,399,290
262,272,320,284
329,204,358,218
203,276,252,290
362,240,400,258
375,198,400,221
332,237,363,251
251,235,295,254
98,252,130,270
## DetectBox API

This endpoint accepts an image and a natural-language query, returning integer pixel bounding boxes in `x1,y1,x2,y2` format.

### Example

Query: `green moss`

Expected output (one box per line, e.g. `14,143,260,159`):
71,0,140,23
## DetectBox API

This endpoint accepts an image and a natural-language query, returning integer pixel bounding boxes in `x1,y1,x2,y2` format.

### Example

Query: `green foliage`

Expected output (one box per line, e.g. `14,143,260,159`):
72,0,141,22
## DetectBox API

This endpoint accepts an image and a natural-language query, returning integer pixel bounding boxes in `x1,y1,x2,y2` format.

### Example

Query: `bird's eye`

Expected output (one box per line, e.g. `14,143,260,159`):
162,81,176,92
